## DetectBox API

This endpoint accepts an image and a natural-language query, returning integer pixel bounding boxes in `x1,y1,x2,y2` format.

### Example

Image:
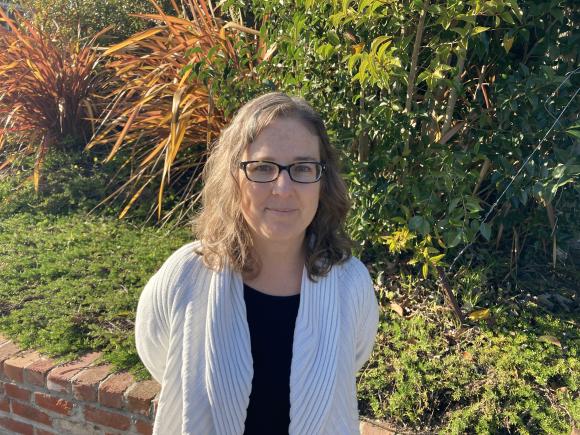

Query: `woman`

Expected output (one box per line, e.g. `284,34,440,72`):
135,92,379,435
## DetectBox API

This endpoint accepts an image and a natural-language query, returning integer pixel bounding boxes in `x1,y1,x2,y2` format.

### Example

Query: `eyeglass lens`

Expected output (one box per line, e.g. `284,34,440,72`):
245,162,322,183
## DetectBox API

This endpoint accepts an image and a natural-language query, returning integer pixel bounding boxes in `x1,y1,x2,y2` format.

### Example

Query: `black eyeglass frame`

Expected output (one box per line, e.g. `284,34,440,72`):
238,160,326,184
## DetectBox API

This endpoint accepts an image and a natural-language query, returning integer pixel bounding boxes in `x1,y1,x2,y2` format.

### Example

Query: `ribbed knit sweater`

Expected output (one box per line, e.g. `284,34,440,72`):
135,241,379,435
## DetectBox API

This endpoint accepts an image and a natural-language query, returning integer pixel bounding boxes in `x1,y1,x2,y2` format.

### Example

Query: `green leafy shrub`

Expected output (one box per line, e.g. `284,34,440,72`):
14,0,176,42
222,0,579,283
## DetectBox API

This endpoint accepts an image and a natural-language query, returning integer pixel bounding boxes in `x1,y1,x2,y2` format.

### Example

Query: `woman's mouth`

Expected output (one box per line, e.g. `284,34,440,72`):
266,208,296,213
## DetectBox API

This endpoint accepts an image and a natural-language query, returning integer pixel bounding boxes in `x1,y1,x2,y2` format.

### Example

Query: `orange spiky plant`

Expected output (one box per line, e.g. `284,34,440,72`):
86,0,268,223
0,8,110,191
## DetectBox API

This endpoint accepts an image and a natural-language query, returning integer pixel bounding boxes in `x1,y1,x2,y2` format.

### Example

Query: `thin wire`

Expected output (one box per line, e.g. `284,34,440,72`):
448,70,580,273
544,66,580,122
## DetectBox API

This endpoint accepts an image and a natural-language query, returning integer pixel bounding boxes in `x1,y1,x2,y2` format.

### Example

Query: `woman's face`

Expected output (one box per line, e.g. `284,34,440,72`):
239,117,322,249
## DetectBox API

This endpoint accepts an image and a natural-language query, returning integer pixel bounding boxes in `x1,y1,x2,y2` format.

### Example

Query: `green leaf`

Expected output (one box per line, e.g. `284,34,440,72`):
430,254,445,264
417,70,432,85
327,30,340,46
347,53,363,73
552,164,565,179
499,11,514,24
446,231,462,248
448,197,461,213
465,197,482,213
409,215,430,236
503,35,515,53
370,36,390,54
472,26,490,36
451,27,468,38
479,222,491,241
316,43,335,59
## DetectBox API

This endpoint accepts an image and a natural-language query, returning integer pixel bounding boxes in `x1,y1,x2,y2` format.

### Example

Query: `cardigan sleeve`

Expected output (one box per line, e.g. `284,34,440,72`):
135,242,198,383
350,258,380,373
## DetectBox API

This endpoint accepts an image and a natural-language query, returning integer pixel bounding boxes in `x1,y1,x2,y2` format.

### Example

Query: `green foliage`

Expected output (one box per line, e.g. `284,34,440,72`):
1,0,578,430
357,279,579,433
0,151,192,379
207,0,580,431
14,0,176,42
218,0,579,283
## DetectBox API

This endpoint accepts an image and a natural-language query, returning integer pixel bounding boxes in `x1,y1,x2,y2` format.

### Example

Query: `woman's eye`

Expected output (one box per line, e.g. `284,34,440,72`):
254,164,274,173
294,164,313,173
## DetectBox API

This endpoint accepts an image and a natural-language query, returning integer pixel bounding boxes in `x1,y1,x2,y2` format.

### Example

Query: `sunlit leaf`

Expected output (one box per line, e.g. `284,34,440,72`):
389,302,404,317
467,308,490,320
503,35,515,53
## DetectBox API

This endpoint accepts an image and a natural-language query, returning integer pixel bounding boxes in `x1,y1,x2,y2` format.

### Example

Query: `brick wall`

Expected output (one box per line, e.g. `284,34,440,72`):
0,334,393,435
0,335,156,435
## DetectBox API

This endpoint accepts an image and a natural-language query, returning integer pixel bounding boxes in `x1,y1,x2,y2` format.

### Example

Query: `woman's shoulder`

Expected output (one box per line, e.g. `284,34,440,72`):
162,240,203,268
336,255,372,285
149,240,208,289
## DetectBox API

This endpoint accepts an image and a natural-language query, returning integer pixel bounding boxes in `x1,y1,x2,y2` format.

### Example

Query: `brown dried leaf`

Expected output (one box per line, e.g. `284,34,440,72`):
389,302,404,317
538,335,562,348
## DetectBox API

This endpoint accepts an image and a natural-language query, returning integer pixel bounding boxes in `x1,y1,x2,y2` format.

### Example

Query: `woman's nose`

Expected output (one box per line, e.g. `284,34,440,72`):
271,168,293,195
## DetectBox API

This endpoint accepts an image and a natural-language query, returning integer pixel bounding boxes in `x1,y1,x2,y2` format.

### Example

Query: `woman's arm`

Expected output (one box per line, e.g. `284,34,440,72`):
135,242,198,383
350,259,380,372
135,266,171,383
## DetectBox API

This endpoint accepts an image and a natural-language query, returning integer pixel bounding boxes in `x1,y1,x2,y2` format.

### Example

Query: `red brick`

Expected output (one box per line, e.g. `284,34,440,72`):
135,419,153,435
4,351,43,383
125,380,160,416
33,392,73,416
12,401,52,426
24,358,57,387
0,396,9,412
0,341,21,378
99,372,135,409
4,383,31,401
72,364,112,402
35,429,56,435
152,395,159,415
84,405,131,431
46,352,101,393
0,415,34,435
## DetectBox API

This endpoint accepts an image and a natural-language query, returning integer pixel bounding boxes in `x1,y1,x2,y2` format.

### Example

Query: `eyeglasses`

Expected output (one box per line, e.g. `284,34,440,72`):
239,160,326,183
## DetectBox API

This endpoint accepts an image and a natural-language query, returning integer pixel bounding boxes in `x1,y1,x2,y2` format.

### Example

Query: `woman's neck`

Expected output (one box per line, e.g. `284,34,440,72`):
243,237,306,296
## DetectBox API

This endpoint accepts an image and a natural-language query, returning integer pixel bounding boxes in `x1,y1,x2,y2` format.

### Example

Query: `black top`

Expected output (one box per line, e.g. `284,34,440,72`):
242,283,301,435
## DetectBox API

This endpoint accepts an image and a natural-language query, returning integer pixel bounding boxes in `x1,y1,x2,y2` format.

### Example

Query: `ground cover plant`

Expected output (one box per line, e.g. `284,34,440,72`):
0,151,191,380
358,271,578,433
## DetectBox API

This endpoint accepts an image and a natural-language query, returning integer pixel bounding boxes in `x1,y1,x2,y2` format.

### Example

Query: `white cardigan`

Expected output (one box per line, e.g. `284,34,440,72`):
135,241,379,435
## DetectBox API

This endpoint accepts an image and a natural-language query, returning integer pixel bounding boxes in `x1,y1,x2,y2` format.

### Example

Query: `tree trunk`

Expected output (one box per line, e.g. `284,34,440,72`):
404,0,429,114
442,46,467,135
358,87,369,163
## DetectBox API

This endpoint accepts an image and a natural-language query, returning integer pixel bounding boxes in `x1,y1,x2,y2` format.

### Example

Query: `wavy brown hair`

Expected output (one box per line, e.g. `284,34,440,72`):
192,92,352,281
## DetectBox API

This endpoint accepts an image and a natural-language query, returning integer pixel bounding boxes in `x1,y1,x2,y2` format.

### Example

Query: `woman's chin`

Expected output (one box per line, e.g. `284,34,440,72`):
257,227,305,245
